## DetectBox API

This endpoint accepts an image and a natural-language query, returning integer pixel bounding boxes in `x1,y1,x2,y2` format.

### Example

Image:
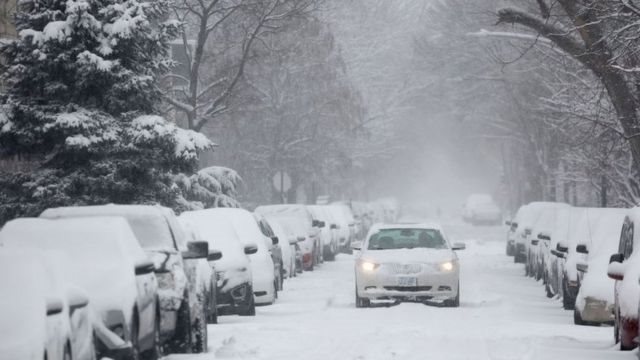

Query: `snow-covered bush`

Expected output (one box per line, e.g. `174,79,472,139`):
174,166,243,211
0,0,218,223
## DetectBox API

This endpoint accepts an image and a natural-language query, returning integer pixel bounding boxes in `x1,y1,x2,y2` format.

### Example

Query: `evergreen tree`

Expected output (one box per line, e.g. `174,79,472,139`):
0,0,213,222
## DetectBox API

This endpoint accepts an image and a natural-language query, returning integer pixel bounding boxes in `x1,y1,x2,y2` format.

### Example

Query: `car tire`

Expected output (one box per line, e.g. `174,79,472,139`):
238,295,256,316
141,310,162,360
207,287,218,325
355,287,370,308
506,243,513,256
169,296,192,354
445,283,461,308
63,343,71,360
562,279,575,310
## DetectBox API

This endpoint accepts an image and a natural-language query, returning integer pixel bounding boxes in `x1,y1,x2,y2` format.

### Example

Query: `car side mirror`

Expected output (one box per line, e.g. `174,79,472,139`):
452,242,466,251
289,237,299,245
330,224,338,229
312,220,325,228
505,220,512,226
207,249,223,261
271,236,279,245
351,241,362,251
576,263,588,273
576,245,589,254
610,253,624,264
550,249,565,259
182,241,209,260
135,259,156,276
556,243,568,253
524,228,532,236
297,236,306,242
531,239,539,246
46,297,64,316
537,232,550,241
67,287,89,315
244,244,258,255
608,260,625,281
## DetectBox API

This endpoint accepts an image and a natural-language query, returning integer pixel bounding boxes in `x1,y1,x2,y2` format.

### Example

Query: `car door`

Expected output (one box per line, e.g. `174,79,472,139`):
135,268,158,347
615,220,634,317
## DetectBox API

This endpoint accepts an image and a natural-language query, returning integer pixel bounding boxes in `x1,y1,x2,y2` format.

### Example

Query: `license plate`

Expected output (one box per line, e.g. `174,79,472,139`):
396,276,417,287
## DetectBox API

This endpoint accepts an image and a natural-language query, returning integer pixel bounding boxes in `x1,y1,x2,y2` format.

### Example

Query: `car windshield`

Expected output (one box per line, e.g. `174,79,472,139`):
126,215,175,250
367,228,447,250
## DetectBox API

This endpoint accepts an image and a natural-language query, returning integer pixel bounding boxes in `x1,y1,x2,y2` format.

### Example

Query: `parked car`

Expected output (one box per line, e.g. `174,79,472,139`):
264,216,299,279
504,205,526,256
254,213,285,291
40,205,210,354
528,204,570,281
574,208,626,326
177,217,218,329
353,223,465,308
0,217,160,360
179,209,256,316
0,249,78,360
542,207,572,298
512,202,561,264
329,203,357,252
216,208,278,305
607,208,640,350
308,205,339,261
462,194,501,225
255,205,323,270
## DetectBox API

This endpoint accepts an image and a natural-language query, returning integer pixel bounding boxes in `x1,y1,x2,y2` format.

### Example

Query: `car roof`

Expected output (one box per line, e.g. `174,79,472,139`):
371,222,443,231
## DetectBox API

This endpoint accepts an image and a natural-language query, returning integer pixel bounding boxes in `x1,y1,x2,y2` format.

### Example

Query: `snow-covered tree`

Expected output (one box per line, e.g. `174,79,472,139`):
0,0,214,222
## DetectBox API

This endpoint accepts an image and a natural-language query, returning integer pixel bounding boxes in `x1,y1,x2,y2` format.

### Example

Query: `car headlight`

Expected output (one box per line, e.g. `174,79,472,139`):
439,261,455,272
359,260,379,272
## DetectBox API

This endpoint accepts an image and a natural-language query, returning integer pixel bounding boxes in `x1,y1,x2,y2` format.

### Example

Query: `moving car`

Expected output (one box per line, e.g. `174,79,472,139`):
179,209,256,316
574,208,626,326
40,205,210,354
462,194,501,225
0,217,160,360
607,208,640,350
353,223,465,308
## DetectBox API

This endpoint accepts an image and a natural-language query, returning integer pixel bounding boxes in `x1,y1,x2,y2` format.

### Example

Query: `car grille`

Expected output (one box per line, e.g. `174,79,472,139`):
385,263,423,274
384,286,432,292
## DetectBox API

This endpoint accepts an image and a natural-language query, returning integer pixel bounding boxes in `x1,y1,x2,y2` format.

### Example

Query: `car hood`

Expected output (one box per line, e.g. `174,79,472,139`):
359,248,455,264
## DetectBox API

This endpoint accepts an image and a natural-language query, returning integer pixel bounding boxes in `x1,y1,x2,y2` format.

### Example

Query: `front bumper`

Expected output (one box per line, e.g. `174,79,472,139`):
579,297,614,323
216,282,253,315
356,266,459,302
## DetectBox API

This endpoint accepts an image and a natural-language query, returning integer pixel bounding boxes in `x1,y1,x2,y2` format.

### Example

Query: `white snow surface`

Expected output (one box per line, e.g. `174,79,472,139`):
162,221,630,360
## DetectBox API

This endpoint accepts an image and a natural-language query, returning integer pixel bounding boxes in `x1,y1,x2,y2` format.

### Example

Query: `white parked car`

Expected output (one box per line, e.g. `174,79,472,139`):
264,216,299,279
354,223,465,308
307,205,339,261
574,208,626,326
217,208,278,305
0,248,93,360
0,217,160,359
179,209,256,316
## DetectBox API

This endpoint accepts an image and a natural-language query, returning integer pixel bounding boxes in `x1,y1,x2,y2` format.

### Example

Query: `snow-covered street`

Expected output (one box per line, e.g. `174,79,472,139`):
166,223,633,360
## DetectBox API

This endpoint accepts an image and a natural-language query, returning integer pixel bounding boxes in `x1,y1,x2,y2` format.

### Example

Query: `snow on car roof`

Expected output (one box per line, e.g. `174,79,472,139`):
371,222,443,231
41,204,176,250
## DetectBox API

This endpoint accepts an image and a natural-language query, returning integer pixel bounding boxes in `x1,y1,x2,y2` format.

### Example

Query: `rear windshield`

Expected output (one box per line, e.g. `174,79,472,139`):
368,228,447,250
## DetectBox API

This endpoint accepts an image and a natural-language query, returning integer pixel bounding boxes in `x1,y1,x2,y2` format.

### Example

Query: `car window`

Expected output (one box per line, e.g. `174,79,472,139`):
367,228,447,250
126,215,176,250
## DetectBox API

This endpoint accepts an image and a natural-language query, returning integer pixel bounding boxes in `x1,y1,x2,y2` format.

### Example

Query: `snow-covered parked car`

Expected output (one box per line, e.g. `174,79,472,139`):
607,208,640,350
462,194,501,225
255,204,323,270
528,204,570,281
308,205,339,261
0,217,160,360
179,209,256,316
541,207,572,298
177,217,219,328
264,216,299,279
40,205,211,354
354,223,465,308
0,248,94,360
254,213,284,291
218,208,278,305
328,203,357,253
504,205,526,256
512,202,561,264
573,208,626,326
